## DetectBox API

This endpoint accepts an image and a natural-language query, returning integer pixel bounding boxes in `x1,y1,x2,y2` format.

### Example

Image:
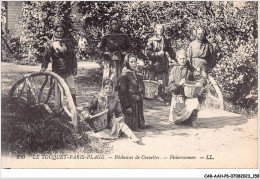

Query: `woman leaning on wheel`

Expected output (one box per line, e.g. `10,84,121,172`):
40,23,77,105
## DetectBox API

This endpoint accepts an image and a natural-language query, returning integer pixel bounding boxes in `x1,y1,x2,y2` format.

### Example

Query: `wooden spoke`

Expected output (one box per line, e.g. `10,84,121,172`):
58,83,73,119
63,106,73,119
45,82,55,104
58,83,64,107
9,78,24,97
54,79,61,113
27,88,31,105
31,77,41,100
17,80,26,99
29,77,41,103
25,78,38,104
38,75,48,102
50,76,54,87
9,71,78,131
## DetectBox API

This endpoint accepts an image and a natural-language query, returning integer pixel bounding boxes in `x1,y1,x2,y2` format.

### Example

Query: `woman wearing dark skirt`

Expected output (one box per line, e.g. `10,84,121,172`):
118,53,145,131
145,24,174,101
99,17,131,91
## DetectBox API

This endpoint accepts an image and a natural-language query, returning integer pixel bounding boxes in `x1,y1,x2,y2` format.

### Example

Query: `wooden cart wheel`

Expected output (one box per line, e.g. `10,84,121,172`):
204,74,224,110
9,71,78,130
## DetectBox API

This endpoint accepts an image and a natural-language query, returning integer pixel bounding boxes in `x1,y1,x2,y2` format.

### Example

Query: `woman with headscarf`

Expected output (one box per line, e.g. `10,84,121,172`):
80,79,142,144
187,26,216,78
118,53,145,131
168,50,207,127
99,17,132,91
40,23,77,105
145,24,174,101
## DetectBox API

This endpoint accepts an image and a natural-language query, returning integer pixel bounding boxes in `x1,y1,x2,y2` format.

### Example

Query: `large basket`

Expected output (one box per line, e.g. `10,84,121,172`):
143,80,160,99
184,82,201,98
87,109,108,132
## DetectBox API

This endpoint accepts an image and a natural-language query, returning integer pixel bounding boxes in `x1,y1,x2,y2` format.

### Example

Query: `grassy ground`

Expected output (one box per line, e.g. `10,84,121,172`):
1,62,257,157
1,66,109,156
0,63,169,156
1,63,170,156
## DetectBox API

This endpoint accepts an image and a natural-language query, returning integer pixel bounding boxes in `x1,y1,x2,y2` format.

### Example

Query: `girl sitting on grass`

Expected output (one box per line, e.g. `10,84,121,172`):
81,79,142,144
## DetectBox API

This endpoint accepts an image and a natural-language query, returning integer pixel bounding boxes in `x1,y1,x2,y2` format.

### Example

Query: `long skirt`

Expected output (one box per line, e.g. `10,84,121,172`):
103,59,122,90
169,94,200,123
91,116,124,140
54,70,76,94
124,100,145,131
192,57,208,74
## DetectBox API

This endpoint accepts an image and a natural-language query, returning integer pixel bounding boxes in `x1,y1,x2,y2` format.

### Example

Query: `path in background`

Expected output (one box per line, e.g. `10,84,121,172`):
1,62,100,94
1,61,100,73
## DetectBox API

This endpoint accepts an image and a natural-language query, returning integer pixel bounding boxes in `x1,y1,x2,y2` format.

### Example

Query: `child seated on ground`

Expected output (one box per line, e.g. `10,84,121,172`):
168,49,207,127
80,79,143,144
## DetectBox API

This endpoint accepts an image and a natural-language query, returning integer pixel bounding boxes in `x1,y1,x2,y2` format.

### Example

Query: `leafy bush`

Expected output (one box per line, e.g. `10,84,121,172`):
1,96,111,155
77,1,257,110
1,97,78,154
212,38,258,109
3,1,258,111
12,2,77,62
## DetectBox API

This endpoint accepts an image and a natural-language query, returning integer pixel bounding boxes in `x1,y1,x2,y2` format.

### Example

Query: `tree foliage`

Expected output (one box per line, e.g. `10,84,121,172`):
16,2,76,61
4,1,258,111
76,1,257,110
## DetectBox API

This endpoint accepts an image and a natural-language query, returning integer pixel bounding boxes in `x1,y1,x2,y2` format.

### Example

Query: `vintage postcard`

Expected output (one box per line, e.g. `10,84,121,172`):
1,0,258,172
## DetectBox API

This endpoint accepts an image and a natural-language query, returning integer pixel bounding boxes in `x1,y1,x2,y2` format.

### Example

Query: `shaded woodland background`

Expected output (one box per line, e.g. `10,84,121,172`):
1,1,258,113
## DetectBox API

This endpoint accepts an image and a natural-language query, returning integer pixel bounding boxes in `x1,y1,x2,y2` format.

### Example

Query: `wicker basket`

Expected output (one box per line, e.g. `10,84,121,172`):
87,109,109,132
184,82,201,98
143,80,160,99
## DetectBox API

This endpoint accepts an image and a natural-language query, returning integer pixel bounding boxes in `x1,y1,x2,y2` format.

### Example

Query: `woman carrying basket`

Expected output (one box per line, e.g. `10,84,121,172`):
81,79,142,144
145,24,174,101
168,50,207,127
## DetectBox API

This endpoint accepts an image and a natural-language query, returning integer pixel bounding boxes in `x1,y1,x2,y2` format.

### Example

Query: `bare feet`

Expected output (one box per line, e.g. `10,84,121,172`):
133,138,145,145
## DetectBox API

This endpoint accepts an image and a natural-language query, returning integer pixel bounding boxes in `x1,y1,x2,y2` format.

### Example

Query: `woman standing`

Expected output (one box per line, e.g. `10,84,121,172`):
99,17,131,91
118,53,145,131
40,24,77,105
145,24,174,101
187,26,216,78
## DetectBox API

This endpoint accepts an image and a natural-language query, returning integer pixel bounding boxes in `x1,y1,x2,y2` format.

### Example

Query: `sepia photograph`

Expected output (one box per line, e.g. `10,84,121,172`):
1,0,258,174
